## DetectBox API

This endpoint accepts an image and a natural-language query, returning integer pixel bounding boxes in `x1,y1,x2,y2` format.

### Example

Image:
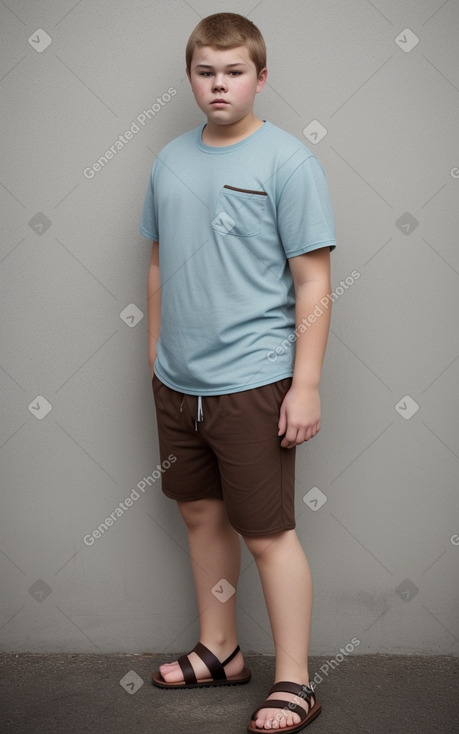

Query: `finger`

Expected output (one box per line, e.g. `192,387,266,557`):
278,405,287,436
280,426,298,448
295,428,306,445
280,432,291,448
309,422,320,440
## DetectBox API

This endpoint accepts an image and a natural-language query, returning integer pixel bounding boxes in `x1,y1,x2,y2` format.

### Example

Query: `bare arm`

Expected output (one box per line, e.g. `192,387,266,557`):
147,241,160,378
278,246,332,448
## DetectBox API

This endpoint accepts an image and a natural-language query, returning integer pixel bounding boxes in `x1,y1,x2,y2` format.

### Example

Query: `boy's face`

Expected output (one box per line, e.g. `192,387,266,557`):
187,45,267,127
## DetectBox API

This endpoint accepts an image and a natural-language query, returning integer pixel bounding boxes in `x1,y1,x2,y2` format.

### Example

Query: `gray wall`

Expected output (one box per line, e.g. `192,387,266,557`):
1,0,458,657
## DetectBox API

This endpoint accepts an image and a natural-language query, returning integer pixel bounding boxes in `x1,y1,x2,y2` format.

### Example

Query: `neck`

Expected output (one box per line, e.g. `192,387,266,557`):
202,114,264,146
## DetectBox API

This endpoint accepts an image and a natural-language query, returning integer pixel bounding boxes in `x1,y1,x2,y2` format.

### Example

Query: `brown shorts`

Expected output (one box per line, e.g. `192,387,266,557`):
152,373,296,536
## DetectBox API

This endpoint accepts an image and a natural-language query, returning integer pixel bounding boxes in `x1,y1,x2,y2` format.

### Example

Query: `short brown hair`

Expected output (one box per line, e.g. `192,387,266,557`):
186,12,267,77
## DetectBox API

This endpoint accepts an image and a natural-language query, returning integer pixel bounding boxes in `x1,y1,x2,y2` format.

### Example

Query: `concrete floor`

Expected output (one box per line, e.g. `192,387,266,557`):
1,652,458,733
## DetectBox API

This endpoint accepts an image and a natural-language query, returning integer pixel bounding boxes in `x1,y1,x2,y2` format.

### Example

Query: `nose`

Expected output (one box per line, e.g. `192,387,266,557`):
212,74,227,92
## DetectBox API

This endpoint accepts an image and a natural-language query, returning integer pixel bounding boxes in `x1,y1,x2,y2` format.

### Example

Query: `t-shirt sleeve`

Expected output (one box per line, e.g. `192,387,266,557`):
277,154,336,257
139,164,159,241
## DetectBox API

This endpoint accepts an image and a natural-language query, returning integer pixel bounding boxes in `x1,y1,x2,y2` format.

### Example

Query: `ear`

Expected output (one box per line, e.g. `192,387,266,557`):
256,67,268,94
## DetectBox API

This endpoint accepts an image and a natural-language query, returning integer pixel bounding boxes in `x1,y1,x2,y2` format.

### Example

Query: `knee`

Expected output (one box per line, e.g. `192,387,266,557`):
242,532,283,560
178,498,227,532
178,500,207,530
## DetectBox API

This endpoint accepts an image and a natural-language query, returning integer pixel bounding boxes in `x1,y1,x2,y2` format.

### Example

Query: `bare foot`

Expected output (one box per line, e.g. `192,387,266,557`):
253,682,316,730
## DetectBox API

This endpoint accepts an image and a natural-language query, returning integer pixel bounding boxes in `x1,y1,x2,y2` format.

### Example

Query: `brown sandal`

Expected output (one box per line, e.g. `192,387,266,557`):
152,642,251,688
247,681,321,733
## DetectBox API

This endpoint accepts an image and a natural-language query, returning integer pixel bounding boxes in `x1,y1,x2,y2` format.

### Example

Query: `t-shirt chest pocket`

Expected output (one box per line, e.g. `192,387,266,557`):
211,185,268,237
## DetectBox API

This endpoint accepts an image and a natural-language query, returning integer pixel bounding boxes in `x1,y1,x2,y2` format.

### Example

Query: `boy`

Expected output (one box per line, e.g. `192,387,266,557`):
139,12,336,733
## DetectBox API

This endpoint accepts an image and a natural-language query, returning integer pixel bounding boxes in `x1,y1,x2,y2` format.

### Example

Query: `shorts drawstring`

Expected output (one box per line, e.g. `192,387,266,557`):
179,393,204,430
195,395,204,431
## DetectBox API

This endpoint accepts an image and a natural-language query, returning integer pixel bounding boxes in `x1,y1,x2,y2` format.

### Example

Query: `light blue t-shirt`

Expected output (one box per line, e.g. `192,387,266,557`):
139,120,336,395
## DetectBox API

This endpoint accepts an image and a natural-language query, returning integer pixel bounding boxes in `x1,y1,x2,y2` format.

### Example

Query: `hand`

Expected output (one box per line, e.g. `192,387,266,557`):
278,385,321,449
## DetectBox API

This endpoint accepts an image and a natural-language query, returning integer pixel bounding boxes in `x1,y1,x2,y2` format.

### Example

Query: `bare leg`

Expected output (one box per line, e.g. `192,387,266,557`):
243,529,314,730
159,498,245,682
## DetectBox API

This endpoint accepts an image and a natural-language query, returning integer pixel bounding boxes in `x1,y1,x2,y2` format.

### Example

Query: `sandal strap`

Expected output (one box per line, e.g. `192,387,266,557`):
221,644,240,667
269,681,315,706
192,642,227,681
177,653,197,685
251,699,308,722
177,642,241,684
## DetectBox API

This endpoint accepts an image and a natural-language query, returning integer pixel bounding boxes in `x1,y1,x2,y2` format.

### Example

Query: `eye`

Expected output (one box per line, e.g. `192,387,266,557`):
229,71,242,76
199,71,212,77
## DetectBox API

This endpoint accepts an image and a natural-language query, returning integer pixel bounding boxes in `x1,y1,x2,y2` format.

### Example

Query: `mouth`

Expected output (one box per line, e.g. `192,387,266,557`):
211,99,229,105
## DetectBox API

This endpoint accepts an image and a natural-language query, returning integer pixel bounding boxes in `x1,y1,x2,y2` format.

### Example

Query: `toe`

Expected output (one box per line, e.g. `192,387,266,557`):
273,712,287,729
255,713,270,730
159,661,182,682
254,710,284,730
255,707,301,730
285,712,300,727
